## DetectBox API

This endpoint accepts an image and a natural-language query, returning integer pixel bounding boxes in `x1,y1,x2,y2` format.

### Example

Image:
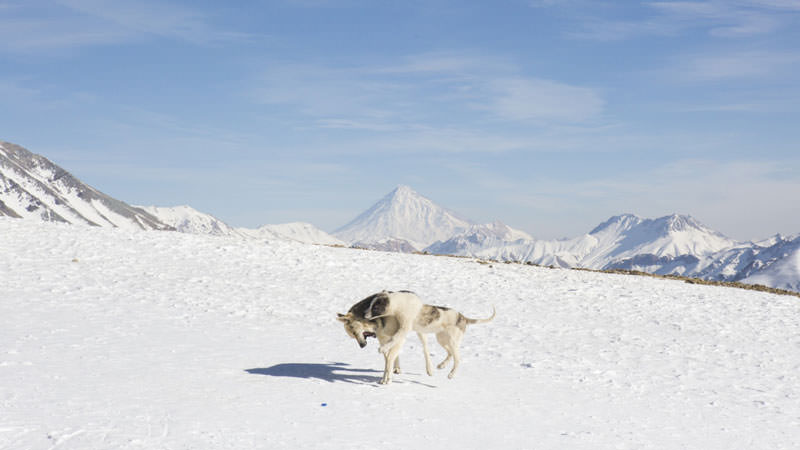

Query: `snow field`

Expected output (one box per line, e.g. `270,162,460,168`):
1,218,799,449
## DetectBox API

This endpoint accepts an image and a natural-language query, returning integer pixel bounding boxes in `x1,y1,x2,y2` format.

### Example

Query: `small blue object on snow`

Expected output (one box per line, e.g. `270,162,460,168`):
321,403,327,407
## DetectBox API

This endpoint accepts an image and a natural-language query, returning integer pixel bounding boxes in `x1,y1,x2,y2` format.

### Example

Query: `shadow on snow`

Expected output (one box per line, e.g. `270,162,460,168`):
245,362,437,387
245,362,382,385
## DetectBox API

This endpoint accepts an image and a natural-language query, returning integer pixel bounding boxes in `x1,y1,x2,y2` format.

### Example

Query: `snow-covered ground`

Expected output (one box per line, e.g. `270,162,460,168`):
2,218,799,449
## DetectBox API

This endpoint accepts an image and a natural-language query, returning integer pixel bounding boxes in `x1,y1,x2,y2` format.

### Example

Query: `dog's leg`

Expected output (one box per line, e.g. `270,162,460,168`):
380,351,392,384
380,334,408,384
448,349,460,379
445,327,465,379
435,331,453,370
417,332,433,376
377,329,396,384
394,355,401,374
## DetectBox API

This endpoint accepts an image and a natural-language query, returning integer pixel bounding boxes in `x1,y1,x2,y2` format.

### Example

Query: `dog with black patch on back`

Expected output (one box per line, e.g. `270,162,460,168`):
336,290,495,385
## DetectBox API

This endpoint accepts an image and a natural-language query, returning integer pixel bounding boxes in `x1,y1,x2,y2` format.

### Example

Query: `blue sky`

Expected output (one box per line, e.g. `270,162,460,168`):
2,0,799,240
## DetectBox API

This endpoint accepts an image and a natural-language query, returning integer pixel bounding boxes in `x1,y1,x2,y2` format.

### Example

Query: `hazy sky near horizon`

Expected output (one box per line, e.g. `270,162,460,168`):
2,0,799,240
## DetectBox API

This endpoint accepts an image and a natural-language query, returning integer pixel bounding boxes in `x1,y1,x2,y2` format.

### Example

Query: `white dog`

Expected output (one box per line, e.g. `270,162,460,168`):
337,290,495,384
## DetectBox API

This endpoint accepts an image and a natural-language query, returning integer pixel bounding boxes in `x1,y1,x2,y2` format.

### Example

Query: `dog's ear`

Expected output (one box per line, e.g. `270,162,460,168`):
336,313,349,322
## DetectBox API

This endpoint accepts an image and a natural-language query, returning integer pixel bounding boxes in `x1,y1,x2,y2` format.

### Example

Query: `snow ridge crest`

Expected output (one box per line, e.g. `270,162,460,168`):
0,140,171,231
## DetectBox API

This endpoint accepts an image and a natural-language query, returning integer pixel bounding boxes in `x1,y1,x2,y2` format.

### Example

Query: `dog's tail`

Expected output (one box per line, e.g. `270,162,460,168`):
465,306,496,325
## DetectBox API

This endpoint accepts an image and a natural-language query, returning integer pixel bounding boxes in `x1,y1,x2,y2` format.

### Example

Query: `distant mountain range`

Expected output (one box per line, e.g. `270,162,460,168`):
325,184,800,292
2,140,798,292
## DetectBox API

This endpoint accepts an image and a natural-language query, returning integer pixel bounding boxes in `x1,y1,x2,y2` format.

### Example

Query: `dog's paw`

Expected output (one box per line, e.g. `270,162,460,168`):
447,372,456,379
437,363,447,370
393,367,401,374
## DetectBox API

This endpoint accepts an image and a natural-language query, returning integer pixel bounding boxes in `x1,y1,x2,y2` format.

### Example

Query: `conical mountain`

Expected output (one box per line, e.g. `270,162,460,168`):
333,185,473,251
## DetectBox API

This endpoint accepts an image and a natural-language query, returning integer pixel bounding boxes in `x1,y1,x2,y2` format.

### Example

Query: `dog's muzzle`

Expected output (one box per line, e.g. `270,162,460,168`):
358,331,376,348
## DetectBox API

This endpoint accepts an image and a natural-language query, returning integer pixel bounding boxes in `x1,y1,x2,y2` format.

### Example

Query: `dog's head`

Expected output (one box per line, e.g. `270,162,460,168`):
336,313,377,348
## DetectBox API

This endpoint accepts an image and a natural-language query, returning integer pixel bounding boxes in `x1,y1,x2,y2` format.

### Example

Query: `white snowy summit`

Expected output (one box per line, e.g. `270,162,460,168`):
580,213,740,271
333,185,473,251
0,140,170,230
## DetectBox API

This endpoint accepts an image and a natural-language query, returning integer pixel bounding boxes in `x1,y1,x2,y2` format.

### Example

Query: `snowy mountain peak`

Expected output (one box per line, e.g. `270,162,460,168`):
589,213,727,244
656,214,708,234
0,140,171,230
589,213,643,235
333,185,473,251
602,214,737,260
379,185,438,211
387,184,416,200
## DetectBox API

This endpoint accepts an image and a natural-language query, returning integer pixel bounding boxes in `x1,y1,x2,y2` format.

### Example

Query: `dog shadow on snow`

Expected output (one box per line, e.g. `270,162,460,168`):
245,362,435,387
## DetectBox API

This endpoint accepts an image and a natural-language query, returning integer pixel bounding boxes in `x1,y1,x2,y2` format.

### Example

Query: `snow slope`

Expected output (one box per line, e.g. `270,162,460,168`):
738,235,800,292
334,185,473,250
0,141,170,231
2,217,799,449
